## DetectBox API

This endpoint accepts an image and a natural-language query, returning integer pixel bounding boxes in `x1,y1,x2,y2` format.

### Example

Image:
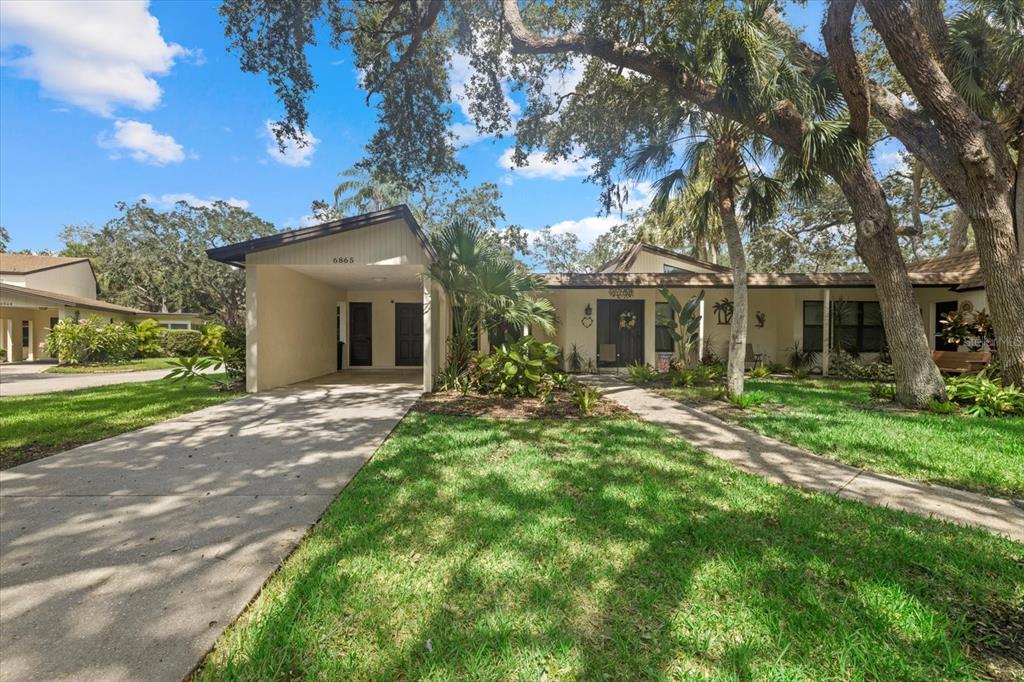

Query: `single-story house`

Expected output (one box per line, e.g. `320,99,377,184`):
0,253,206,362
207,205,988,393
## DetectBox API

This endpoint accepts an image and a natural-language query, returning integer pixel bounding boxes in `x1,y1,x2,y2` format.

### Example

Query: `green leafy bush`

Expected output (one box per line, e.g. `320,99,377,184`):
748,365,771,378
946,372,1023,417
787,343,817,371
626,361,659,384
472,337,560,397
828,350,895,382
45,318,136,364
869,382,896,401
200,323,226,353
671,363,724,387
572,385,602,415
161,329,203,357
220,326,246,382
134,319,164,357
927,399,960,415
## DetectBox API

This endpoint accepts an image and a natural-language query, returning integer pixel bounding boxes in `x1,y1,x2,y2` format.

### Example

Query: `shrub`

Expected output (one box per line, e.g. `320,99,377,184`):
792,368,811,380
626,361,659,384
766,362,787,374
134,319,164,357
787,343,817,371
748,365,771,378
572,385,602,415
946,371,1023,417
551,372,576,390
928,399,960,415
200,323,226,353
161,329,203,357
829,350,895,382
94,322,137,362
671,363,724,387
566,343,584,373
472,337,560,397
220,326,246,382
45,317,136,364
870,382,896,401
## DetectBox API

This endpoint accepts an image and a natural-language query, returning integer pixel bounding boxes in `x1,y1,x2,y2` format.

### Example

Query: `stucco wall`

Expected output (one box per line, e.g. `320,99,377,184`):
248,265,343,391
542,286,991,371
23,261,97,299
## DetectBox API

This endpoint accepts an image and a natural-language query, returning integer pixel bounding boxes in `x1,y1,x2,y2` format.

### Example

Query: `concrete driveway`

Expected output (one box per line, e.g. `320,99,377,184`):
0,370,422,681
0,363,173,397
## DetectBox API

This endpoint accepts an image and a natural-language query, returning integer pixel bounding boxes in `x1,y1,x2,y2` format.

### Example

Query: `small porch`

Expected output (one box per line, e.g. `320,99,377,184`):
0,306,61,363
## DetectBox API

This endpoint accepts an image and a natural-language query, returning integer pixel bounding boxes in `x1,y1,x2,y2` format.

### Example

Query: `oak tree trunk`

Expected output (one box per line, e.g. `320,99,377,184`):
839,162,947,408
716,181,747,397
949,210,968,255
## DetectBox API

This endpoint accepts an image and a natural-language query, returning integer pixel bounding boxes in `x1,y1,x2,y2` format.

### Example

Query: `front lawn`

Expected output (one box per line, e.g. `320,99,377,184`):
197,412,1023,681
44,357,177,373
0,377,241,468
659,378,1024,498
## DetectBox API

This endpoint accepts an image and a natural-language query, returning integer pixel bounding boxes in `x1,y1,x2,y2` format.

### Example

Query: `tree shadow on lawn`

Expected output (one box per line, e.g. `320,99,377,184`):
197,415,1024,681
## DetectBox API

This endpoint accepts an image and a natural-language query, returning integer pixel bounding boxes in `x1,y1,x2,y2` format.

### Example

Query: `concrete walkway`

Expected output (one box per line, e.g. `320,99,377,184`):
0,370,422,681
0,363,174,397
591,377,1024,542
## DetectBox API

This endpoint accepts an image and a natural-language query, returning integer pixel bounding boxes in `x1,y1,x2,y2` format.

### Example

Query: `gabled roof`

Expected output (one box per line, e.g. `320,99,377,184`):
596,242,729,274
0,283,149,314
206,204,435,267
0,253,91,275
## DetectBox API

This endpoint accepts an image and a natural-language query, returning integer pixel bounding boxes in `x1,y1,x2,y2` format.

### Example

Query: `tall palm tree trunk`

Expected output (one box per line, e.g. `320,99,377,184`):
716,179,747,397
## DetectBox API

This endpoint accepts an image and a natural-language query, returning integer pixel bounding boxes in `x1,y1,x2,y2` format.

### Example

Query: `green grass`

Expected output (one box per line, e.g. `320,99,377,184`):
659,379,1024,498
44,357,177,373
197,413,1023,681
0,376,241,468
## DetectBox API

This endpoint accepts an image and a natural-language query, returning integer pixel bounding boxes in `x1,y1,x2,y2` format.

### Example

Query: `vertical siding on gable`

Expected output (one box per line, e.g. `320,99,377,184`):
248,220,430,267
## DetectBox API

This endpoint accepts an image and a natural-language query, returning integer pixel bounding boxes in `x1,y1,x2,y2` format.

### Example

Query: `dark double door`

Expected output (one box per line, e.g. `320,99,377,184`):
395,303,423,366
597,299,644,367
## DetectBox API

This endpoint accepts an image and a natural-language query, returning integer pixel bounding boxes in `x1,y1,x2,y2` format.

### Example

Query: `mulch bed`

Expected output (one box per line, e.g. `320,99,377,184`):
412,389,629,420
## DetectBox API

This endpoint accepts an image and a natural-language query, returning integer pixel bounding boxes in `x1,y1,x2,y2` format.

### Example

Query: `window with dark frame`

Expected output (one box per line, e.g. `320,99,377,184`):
802,301,823,352
804,300,886,354
21,321,29,347
663,265,686,273
655,301,674,352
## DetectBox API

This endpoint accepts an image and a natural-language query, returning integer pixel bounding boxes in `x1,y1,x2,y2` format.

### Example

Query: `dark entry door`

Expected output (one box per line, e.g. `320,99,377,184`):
395,303,423,366
349,302,372,366
597,299,645,367
935,301,959,351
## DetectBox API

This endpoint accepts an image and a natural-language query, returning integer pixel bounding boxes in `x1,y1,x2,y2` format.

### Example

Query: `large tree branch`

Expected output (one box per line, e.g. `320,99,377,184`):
823,0,870,141
395,0,443,68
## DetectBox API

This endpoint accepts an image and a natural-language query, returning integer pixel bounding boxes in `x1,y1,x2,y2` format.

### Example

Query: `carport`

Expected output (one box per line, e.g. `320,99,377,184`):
207,205,448,393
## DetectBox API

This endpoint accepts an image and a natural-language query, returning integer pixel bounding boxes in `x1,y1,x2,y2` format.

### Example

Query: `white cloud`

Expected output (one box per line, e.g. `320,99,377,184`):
264,121,319,167
539,215,624,245
498,147,594,181
0,0,185,116
283,214,321,228
140,193,249,209
98,119,185,165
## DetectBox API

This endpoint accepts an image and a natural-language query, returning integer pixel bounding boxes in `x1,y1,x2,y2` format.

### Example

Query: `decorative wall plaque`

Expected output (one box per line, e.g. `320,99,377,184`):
608,287,634,299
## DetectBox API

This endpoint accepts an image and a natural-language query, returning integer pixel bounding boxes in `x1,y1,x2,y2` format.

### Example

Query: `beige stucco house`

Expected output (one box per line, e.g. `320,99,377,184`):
208,205,988,394
0,253,206,362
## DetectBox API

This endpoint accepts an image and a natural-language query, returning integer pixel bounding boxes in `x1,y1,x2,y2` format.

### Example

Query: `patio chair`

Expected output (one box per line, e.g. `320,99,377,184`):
744,343,764,369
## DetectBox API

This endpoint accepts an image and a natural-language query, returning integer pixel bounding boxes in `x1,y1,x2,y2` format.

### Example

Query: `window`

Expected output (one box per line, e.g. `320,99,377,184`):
803,301,823,352
21,321,29,347
664,265,686,273
804,300,886,354
655,302,674,352
49,317,59,330
160,322,190,330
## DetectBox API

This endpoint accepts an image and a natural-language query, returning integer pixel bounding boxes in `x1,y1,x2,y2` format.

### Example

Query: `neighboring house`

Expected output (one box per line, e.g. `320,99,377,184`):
207,205,988,394
0,253,206,362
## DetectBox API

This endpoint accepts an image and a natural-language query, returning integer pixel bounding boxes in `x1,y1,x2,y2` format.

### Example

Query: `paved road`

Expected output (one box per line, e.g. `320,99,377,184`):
0,371,422,681
0,363,174,397
591,377,1024,542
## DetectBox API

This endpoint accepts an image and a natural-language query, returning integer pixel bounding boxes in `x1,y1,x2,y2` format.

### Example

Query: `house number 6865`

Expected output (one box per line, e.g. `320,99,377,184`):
332,257,355,264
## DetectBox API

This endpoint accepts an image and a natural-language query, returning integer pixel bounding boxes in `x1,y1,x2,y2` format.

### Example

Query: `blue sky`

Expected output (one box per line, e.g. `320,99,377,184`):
1,1,835,255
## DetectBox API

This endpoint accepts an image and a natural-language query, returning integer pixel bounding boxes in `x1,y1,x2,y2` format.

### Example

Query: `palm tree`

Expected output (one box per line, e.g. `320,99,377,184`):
332,167,412,217
427,219,556,376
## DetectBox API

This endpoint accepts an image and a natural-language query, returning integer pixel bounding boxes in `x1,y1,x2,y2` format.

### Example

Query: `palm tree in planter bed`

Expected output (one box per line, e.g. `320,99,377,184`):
626,1,836,396
427,218,556,378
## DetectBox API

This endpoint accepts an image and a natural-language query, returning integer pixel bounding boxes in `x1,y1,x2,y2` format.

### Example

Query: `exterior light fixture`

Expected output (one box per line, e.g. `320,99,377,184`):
584,303,593,316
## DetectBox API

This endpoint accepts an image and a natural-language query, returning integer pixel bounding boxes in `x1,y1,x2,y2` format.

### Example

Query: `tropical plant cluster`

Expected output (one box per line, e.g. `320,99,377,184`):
945,372,1023,417
828,350,896,382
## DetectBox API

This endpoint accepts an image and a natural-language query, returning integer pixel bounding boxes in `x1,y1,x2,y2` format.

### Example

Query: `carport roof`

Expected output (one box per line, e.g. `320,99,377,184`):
206,204,435,267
